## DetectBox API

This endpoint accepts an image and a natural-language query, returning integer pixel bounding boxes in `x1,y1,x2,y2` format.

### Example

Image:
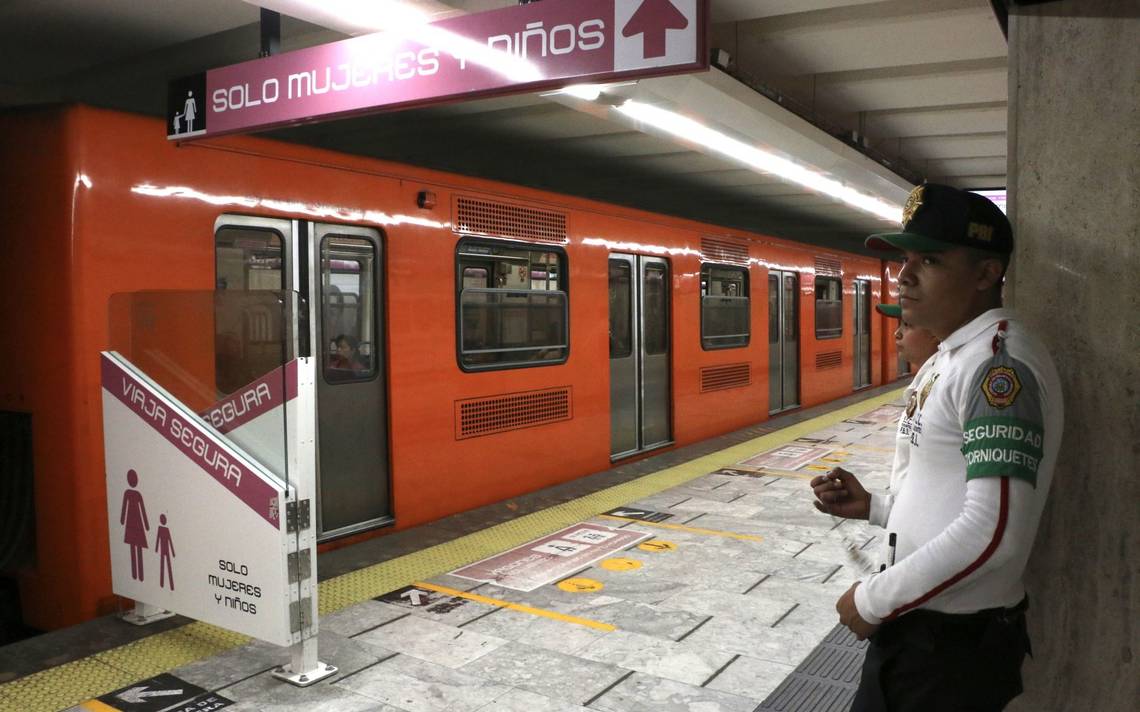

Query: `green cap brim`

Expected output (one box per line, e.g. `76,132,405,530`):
865,232,954,252
876,304,902,318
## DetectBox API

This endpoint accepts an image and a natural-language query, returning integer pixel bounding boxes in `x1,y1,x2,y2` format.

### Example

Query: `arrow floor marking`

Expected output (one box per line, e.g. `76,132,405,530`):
117,686,185,704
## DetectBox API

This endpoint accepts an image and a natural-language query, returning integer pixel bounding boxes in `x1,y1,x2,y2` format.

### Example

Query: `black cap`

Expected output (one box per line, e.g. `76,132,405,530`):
875,304,901,319
866,184,1012,254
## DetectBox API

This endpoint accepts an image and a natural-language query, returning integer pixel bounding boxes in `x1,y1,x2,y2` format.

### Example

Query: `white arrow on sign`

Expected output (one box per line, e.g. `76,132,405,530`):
400,589,427,606
117,686,185,704
610,510,647,518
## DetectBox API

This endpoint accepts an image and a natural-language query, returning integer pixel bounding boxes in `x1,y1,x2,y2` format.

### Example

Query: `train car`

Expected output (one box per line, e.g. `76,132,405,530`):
0,104,902,634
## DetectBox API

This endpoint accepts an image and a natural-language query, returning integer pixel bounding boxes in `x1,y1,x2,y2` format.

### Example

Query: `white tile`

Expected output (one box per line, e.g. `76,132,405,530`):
578,630,736,686
338,654,510,712
355,615,507,669
705,654,795,703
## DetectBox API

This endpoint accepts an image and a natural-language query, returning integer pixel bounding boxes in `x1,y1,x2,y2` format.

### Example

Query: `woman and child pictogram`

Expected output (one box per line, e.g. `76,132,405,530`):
171,90,197,134
120,469,176,590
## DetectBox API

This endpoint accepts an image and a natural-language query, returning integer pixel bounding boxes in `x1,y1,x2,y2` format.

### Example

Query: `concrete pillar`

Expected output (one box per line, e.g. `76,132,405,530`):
1007,2,1139,710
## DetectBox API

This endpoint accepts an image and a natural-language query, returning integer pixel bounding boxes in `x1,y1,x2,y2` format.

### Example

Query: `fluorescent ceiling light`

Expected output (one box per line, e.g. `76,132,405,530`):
544,84,603,101
615,99,903,223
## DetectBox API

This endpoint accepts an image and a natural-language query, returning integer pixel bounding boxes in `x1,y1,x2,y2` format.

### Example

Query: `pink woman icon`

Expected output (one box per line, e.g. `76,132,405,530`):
119,469,150,581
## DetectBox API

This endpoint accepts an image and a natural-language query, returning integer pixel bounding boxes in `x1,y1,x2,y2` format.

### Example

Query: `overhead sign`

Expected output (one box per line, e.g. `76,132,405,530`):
101,353,296,646
167,0,707,140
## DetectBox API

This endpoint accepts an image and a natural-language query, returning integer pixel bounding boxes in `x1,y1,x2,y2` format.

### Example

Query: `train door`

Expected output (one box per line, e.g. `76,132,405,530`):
609,254,672,460
768,271,800,413
215,216,391,543
310,224,391,540
853,279,872,389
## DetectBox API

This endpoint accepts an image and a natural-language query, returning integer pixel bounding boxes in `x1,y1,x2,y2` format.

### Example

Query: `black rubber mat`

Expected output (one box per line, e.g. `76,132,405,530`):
756,624,868,711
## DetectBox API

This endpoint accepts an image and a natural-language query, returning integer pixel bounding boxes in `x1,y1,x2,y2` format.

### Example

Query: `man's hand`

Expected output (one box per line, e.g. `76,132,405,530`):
810,467,871,520
837,582,879,640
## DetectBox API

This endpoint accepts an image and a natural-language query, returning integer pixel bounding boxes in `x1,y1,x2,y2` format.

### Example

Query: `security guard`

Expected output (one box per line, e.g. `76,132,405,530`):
810,184,1063,711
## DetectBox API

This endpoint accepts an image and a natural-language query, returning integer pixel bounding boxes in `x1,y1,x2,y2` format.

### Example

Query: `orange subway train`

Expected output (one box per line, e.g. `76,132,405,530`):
0,105,908,634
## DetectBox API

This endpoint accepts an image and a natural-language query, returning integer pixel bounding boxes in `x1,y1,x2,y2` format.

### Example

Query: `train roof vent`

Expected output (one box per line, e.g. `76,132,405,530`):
815,351,843,370
815,256,842,277
454,195,568,244
455,386,573,440
701,236,749,265
700,363,752,393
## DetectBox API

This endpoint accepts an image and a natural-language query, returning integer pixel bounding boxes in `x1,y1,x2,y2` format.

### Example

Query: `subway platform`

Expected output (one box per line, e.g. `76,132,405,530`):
0,383,907,712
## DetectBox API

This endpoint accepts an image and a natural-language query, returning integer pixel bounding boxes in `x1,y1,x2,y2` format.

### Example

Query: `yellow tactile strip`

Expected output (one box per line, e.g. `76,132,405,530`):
0,388,903,712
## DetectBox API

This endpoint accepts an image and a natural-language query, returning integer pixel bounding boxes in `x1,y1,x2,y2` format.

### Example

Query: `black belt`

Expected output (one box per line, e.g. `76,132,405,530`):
878,596,1032,656
917,595,1029,625
889,592,1035,633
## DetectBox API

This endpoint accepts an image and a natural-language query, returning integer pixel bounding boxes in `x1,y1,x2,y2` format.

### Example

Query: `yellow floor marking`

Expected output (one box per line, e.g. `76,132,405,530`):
0,387,904,712
413,581,614,631
638,540,676,552
821,457,845,463
598,514,765,542
558,578,604,593
805,465,831,471
600,558,641,571
78,701,119,712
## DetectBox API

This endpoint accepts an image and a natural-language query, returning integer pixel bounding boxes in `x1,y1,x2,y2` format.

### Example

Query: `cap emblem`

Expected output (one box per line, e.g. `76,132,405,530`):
968,222,994,242
901,185,925,226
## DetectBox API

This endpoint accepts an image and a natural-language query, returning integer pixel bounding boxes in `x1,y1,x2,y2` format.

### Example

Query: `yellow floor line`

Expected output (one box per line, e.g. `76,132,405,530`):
413,582,615,632
0,387,903,712
597,514,765,542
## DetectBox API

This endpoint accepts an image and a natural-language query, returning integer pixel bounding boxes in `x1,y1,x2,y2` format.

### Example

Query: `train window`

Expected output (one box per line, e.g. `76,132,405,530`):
815,276,843,339
609,260,632,358
643,263,668,356
214,226,285,395
456,239,568,370
321,236,377,383
215,227,283,291
700,264,750,349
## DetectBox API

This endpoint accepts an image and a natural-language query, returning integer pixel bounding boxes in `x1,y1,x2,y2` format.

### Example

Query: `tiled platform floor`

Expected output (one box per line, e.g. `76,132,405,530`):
1,383,906,712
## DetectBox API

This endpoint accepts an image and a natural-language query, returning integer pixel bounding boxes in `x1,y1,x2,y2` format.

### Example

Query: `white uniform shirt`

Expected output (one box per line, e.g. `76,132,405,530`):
869,356,936,529
855,308,1063,624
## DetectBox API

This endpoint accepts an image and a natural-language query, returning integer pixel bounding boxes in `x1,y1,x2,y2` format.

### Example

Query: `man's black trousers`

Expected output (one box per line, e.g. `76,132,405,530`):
851,599,1031,712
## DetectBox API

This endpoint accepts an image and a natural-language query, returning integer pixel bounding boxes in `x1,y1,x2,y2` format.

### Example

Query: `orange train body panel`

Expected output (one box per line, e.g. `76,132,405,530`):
0,105,902,630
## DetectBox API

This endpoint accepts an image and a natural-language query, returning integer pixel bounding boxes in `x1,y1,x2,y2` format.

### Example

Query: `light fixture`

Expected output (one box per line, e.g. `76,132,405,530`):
613,99,903,223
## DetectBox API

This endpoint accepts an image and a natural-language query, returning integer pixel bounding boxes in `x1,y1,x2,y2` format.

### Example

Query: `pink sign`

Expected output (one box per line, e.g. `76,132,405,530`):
168,0,707,140
199,361,298,434
738,444,836,471
451,523,649,591
101,355,282,528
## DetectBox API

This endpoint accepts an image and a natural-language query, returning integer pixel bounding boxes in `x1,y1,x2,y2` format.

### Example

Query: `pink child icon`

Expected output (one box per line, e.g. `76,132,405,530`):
156,514,175,591
119,469,150,581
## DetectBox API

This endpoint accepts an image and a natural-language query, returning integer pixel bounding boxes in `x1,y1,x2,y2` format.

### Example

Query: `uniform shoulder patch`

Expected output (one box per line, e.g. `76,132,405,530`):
981,365,1021,408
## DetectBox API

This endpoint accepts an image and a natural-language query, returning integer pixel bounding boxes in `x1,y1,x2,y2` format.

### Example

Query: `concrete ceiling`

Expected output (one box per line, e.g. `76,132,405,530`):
0,0,1009,255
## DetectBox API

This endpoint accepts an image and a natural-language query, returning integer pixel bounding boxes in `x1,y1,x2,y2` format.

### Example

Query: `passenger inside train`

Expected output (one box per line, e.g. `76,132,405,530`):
328,334,365,373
